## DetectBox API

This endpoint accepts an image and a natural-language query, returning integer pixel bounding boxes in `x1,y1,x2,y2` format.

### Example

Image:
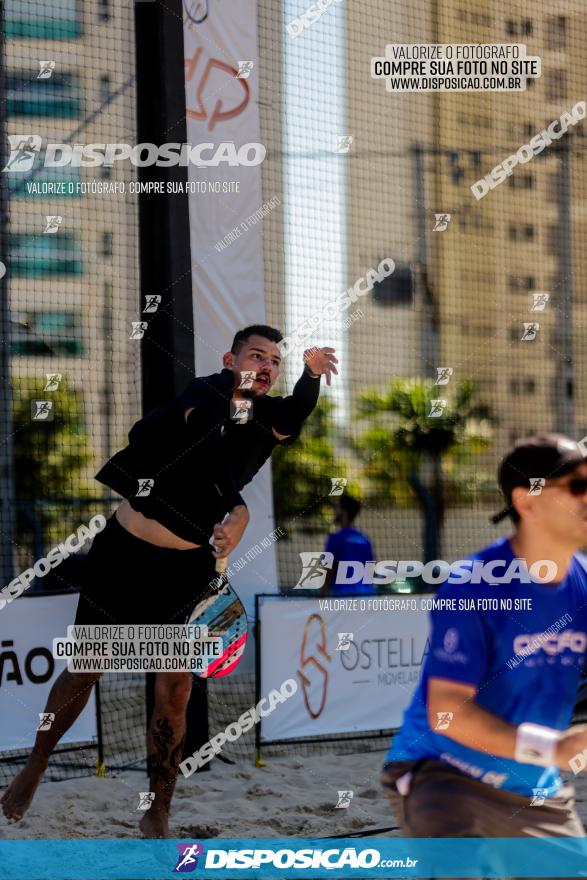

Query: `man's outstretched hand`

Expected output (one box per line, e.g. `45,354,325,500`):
304,347,338,386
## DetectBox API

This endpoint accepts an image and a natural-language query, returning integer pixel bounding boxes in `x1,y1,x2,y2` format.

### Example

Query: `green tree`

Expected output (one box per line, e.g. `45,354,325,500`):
12,375,95,556
354,377,495,550
271,398,359,534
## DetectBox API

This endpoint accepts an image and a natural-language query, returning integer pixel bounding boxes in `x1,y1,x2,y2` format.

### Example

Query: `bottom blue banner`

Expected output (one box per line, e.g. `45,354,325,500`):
2,838,587,879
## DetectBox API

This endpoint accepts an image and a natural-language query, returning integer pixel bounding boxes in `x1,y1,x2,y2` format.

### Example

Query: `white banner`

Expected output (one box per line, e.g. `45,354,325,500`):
183,0,279,634
0,594,97,752
258,597,432,741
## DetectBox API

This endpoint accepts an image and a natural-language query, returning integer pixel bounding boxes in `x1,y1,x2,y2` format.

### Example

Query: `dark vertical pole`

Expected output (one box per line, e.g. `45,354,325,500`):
134,0,208,769
254,595,262,764
411,145,440,559
0,0,16,589
554,139,574,436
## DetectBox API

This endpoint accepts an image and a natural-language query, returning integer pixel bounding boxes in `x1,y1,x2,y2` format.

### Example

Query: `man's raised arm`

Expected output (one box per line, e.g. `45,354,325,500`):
271,346,338,441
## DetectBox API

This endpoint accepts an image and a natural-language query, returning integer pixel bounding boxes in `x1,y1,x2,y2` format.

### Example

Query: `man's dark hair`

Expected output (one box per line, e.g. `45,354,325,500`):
339,494,361,523
231,324,283,354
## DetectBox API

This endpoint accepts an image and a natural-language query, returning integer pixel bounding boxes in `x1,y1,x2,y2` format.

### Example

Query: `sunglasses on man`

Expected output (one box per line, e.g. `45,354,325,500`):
539,475,587,496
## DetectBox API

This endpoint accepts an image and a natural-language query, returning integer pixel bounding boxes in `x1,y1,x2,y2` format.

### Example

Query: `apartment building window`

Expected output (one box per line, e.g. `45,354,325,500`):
545,70,567,102
468,151,482,170
11,311,83,356
100,232,113,257
457,114,492,129
508,173,535,190
508,225,534,241
98,0,110,21
7,73,81,118
4,151,80,198
9,233,82,276
509,378,536,395
545,16,566,50
5,0,80,38
99,75,111,106
505,19,532,36
509,275,536,291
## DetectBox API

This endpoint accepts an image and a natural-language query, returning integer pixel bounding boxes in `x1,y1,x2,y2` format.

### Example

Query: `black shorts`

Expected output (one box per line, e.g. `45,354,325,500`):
74,513,217,626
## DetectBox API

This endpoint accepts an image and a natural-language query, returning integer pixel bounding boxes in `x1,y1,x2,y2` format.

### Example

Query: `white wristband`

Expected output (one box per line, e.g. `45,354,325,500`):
515,722,561,767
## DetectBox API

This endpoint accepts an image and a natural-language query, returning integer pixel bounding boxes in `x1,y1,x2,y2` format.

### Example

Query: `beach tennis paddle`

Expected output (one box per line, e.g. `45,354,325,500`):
186,555,248,679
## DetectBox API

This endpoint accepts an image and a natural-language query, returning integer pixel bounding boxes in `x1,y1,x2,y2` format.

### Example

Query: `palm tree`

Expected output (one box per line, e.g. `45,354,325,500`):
354,377,495,557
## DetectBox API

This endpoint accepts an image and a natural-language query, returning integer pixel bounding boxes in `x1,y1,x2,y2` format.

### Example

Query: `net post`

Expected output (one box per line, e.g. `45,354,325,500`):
134,0,210,772
0,0,15,590
94,677,106,776
254,594,266,766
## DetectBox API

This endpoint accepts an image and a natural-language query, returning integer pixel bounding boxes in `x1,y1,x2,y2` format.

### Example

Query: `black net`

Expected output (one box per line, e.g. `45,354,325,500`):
0,0,143,781
255,2,587,588
2,0,587,780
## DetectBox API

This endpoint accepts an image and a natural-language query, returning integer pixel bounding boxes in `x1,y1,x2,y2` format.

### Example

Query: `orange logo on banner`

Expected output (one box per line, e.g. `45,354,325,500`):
296,614,331,719
185,46,250,131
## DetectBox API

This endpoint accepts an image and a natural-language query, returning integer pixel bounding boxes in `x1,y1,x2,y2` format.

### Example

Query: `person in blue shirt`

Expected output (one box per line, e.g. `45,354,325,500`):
323,495,375,595
382,433,587,837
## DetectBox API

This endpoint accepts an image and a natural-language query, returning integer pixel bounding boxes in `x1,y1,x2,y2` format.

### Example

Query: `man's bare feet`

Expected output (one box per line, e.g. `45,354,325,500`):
139,807,170,838
1,754,48,820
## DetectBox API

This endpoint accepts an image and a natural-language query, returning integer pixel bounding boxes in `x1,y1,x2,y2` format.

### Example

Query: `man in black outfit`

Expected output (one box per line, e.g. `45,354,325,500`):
1,325,337,837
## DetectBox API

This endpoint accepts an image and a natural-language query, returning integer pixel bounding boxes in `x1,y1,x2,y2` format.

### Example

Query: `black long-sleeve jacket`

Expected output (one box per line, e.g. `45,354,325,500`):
95,367,320,543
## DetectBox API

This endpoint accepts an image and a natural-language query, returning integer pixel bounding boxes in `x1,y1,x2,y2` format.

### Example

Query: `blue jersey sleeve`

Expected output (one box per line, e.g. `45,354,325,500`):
426,584,490,688
324,532,339,558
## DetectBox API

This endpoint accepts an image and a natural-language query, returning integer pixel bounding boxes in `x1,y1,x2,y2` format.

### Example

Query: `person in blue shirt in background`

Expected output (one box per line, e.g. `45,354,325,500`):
322,494,375,595
381,434,587,839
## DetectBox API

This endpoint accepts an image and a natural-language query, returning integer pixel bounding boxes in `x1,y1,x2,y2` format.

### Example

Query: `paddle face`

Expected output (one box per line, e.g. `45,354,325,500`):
186,574,248,678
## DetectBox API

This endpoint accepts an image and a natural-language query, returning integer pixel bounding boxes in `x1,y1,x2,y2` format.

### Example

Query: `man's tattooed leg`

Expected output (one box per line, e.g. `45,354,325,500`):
146,716,186,813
